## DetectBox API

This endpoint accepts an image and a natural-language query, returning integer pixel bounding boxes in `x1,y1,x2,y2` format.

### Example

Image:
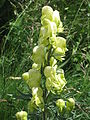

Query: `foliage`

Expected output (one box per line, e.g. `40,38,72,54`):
0,0,89,120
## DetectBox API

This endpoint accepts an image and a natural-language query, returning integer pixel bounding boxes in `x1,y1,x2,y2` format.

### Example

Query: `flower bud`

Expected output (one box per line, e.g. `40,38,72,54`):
22,72,29,81
16,111,27,120
66,98,75,111
56,99,65,112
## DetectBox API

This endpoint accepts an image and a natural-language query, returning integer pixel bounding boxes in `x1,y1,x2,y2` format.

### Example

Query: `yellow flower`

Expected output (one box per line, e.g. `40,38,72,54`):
66,98,75,111
44,66,56,78
53,10,60,27
41,6,53,24
40,19,57,39
27,69,41,88
32,45,45,64
22,72,29,81
28,95,44,111
50,57,57,67
32,63,41,70
45,72,66,93
56,99,65,112
28,100,37,113
16,111,27,120
32,87,43,97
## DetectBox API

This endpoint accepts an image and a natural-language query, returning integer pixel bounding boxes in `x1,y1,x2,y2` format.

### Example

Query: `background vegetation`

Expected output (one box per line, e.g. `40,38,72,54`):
0,0,90,120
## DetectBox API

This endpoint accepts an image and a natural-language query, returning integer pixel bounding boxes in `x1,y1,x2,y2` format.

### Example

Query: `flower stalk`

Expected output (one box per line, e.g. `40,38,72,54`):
16,5,75,119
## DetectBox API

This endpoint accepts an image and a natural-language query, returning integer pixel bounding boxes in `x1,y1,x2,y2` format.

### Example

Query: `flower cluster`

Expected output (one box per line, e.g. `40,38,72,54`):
39,6,67,61
44,65,66,94
22,69,44,111
56,98,75,112
18,6,75,116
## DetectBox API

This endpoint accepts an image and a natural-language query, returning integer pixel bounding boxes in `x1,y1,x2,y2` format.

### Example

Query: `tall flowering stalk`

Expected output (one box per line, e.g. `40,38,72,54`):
16,6,75,120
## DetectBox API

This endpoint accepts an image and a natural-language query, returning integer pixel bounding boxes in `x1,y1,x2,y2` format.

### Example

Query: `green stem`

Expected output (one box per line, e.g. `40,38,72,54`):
47,46,52,66
43,46,52,120
43,111,45,120
43,88,46,120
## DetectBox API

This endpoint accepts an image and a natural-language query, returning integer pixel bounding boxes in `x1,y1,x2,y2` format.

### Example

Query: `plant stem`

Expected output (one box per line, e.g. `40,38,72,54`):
43,88,46,120
43,46,52,120
43,110,45,120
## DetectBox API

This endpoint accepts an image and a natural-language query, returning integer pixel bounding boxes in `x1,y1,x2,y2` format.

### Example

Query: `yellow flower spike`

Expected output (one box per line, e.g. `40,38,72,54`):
56,99,65,112
20,6,75,116
16,111,27,120
22,72,29,81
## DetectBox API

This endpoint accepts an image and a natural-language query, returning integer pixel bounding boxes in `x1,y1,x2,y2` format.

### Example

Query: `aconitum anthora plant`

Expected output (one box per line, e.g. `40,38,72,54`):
16,6,75,120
